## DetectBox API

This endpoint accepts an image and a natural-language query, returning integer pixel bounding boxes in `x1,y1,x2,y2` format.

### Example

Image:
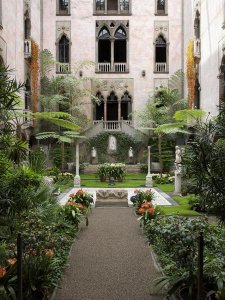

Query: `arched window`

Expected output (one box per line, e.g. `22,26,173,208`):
121,91,132,120
107,92,118,120
98,27,111,64
155,35,167,72
194,11,200,39
114,27,127,63
157,0,166,14
97,23,129,72
24,18,31,39
94,92,104,120
59,35,69,63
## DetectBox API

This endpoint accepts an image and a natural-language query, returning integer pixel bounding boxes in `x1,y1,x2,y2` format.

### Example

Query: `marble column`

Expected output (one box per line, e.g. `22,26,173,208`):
74,142,81,187
146,146,153,187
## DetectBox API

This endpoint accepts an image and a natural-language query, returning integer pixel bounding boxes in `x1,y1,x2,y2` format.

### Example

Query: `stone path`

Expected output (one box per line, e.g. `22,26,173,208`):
54,207,164,300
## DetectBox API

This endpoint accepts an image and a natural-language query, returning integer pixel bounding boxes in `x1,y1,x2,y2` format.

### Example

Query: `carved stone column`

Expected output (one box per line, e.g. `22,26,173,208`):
74,142,81,187
146,146,153,187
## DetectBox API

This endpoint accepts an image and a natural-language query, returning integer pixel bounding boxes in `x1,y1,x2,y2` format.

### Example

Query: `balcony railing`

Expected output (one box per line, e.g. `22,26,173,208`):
56,63,70,74
155,63,167,73
24,39,31,58
194,38,201,60
97,63,127,73
93,120,132,130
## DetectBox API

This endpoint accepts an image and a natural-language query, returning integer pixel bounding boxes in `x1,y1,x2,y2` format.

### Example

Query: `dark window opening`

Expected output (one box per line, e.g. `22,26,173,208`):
114,27,126,63
59,35,69,63
194,79,200,109
121,92,132,120
59,0,69,11
98,40,111,63
98,27,111,63
94,92,104,120
96,0,105,10
157,0,165,13
108,0,118,10
194,11,200,39
107,92,118,120
120,0,129,11
219,59,225,104
114,40,126,62
155,35,166,63
24,17,31,39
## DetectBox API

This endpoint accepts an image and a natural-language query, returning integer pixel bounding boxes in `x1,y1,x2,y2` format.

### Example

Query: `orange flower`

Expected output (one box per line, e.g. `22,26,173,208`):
77,203,84,210
148,207,155,215
45,249,54,257
76,189,84,196
141,201,152,209
66,200,75,206
69,193,75,198
138,207,146,215
0,266,6,278
7,258,17,265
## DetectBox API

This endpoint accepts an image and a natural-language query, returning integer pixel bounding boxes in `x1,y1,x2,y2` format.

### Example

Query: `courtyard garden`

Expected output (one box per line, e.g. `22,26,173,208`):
1,60,225,300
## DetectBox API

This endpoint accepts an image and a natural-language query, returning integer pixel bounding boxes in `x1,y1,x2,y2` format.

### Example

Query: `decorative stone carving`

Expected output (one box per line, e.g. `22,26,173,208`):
154,21,169,41
96,20,129,38
96,190,128,200
56,21,71,40
92,79,134,99
108,135,117,151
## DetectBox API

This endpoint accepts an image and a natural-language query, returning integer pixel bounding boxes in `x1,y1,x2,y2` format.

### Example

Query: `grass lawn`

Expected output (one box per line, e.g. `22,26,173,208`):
160,196,201,216
153,183,174,193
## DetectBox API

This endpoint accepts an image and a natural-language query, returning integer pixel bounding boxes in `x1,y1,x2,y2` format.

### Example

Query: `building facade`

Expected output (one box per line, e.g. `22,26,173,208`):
0,0,192,136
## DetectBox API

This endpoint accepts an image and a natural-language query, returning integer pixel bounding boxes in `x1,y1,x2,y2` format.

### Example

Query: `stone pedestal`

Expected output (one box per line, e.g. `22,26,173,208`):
74,175,81,187
146,174,153,188
74,142,81,187
174,170,181,194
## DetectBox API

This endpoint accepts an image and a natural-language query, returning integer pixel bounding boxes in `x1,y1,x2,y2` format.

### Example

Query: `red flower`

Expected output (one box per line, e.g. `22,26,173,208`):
0,266,6,278
76,189,84,196
138,207,146,215
69,193,75,198
148,207,155,215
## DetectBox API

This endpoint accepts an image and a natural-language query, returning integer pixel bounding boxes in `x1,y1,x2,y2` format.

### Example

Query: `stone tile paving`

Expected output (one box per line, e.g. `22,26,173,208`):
59,187,176,207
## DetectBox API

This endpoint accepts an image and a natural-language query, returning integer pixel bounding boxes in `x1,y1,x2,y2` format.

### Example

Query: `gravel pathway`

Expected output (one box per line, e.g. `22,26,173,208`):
55,207,164,300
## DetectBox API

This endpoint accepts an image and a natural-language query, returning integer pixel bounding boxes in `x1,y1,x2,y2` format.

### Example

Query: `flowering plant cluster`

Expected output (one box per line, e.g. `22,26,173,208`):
97,163,126,182
63,189,94,227
130,189,160,224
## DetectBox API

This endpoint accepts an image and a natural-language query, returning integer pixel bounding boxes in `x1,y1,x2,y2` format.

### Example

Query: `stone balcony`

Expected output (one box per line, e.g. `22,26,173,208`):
56,63,70,74
154,62,167,73
96,62,128,73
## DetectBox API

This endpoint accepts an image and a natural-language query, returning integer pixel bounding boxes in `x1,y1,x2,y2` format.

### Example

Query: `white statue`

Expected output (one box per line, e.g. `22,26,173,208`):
91,147,96,158
129,147,133,158
175,146,182,172
109,135,117,151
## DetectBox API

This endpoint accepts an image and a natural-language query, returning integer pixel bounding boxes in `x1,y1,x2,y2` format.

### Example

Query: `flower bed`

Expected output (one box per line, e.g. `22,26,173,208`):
130,189,160,225
97,163,126,182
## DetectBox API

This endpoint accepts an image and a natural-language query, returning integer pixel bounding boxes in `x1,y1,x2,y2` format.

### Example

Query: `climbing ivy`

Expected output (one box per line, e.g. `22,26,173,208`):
88,132,145,163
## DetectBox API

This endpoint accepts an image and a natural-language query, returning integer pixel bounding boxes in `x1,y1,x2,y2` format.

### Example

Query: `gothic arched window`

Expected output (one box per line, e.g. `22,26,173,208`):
114,27,127,63
98,27,111,64
121,91,132,120
59,35,69,63
57,0,70,15
155,35,168,72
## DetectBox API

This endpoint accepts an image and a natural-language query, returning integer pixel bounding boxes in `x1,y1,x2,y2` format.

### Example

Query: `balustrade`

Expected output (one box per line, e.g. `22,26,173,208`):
155,63,167,73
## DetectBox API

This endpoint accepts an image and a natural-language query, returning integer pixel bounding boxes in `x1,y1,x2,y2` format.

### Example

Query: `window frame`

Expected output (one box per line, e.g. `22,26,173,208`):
94,0,131,15
56,0,70,16
155,0,168,16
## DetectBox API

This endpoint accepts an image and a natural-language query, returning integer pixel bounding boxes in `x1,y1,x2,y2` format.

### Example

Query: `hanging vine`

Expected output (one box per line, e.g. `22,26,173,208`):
186,40,196,109
31,39,39,126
